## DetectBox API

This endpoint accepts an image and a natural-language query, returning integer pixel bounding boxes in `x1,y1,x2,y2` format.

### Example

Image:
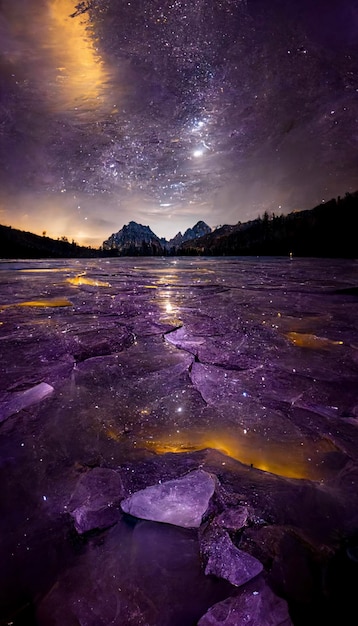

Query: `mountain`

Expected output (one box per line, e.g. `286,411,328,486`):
183,220,212,241
102,221,164,256
166,231,185,250
102,220,212,255
165,221,212,251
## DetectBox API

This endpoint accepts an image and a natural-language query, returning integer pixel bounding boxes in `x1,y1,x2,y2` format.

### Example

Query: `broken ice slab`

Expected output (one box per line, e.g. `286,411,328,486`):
197,577,293,626
165,324,257,370
200,528,263,587
121,469,216,528
165,325,206,357
68,467,125,534
0,382,54,423
213,506,250,531
63,322,134,362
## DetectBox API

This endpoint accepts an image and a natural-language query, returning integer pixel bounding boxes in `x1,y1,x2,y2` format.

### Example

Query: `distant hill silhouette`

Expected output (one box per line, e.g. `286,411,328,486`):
0,225,98,259
177,192,358,259
1,192,357,258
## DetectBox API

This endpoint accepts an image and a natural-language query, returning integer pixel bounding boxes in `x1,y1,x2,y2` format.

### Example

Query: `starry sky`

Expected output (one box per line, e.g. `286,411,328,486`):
1,0,358,246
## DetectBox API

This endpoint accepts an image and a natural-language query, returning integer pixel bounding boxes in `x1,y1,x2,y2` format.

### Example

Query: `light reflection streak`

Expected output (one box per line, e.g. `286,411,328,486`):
151,272,183,322
157,292,182,325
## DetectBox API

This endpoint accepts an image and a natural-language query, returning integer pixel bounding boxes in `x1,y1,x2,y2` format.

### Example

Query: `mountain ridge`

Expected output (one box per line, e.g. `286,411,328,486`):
102,220,212,255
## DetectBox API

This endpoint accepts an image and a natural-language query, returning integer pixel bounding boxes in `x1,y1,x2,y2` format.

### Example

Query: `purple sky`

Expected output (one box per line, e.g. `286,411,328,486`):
1,0,358,245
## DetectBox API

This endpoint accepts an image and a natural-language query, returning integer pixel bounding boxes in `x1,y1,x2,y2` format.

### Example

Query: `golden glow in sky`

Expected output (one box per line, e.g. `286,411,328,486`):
45,0,110,114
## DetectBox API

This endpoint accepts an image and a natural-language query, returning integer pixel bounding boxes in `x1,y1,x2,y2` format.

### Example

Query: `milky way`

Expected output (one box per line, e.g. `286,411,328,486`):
1,0,358,243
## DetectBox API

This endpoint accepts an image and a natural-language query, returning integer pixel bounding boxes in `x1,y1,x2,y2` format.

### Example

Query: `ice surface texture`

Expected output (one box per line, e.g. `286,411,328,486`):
1,257,358,626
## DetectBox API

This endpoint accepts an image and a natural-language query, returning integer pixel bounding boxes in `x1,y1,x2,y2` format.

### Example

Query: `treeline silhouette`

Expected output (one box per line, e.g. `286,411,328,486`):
103,241,165,257
104,244,163,256
178,192,358,258
0,225,99,259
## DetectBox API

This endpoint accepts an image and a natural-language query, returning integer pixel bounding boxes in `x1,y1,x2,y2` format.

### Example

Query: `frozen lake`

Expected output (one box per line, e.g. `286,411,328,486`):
1,256,358,625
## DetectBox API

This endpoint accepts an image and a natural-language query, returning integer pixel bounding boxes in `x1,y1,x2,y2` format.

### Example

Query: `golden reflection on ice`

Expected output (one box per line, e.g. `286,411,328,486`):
145,429,337,480
156,273,180,286
66,274,111,287
1,298,73,308
44,0,113,113
159,317,183,327
285,332,343,349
